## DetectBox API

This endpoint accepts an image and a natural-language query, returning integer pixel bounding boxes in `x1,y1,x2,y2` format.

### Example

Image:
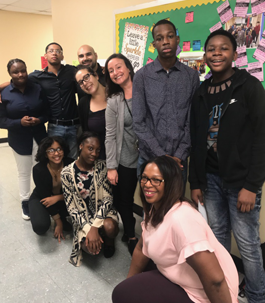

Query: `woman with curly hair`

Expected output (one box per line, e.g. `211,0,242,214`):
28,136,73,242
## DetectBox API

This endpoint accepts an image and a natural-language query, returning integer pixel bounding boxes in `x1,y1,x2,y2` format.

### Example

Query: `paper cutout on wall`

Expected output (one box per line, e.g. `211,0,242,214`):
146,57,154,65
217,0,233,24
253,39,265,62
122,22,149,72
183,41,191,51
247,61,264,80
185,12,194,23
148,43,155,53
41,56,48,69
193,40,201,50
234,0,250,17
176,45,182,56
251,0,265,16
210,21,223,32
236,46,248,66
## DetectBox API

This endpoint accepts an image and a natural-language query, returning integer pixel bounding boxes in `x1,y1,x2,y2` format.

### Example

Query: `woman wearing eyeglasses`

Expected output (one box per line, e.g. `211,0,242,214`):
75,65,107,160
104,54,139,255
28,136,74,242
0,58,48,220
112,155,238,303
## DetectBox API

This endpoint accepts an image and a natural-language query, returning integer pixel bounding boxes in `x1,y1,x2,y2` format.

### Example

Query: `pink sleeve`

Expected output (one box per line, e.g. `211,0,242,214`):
178,240,214,264
172,207,214,264
141,221,149,258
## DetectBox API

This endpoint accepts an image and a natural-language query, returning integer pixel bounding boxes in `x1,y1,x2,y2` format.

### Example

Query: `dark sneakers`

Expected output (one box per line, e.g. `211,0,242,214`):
22,200,30,221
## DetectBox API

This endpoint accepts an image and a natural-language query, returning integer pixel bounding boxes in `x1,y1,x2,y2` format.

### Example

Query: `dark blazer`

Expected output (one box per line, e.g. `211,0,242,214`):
30,157,74,216
0,80,48,155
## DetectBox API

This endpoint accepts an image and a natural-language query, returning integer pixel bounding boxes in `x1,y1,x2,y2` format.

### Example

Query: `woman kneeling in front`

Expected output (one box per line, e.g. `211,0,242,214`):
61,131,119,266
112,156,238,303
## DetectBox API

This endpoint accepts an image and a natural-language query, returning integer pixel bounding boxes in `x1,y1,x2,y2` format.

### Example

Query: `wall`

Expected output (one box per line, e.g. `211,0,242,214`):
0,10,53,139
51,0,154,64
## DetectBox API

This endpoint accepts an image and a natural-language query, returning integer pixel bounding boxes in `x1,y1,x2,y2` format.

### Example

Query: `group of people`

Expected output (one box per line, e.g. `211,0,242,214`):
0,18,265,303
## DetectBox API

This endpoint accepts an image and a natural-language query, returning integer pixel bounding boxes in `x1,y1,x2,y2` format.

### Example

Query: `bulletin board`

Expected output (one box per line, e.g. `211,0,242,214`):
115,0,265,87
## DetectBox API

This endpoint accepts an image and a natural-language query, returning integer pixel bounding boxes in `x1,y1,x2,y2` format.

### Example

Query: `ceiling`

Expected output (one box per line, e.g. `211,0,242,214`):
0,0,51,15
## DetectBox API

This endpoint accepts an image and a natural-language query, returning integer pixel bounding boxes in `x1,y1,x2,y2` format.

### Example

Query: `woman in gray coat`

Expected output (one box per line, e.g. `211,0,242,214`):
105,54,139,255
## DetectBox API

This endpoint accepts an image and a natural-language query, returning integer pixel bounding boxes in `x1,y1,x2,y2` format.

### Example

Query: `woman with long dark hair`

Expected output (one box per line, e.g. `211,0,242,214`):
105,54,139,255
28,136,73,242
0,59,48,220
112,156,238,303
61,131,119,266
75,65,107,160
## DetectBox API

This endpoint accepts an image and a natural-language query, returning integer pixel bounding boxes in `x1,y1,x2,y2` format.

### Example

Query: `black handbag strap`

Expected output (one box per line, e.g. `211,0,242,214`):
124,98,133,117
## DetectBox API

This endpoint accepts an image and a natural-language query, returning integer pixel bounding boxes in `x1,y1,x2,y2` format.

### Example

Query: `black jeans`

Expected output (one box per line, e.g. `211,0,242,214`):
112,165,137,238
28,197,69,235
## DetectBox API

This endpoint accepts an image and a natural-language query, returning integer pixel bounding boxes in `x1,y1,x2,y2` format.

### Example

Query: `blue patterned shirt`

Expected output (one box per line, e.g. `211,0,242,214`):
132,58,199,161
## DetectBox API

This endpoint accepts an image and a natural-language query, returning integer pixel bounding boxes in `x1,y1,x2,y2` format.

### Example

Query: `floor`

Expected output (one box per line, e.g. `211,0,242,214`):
0,143,248,303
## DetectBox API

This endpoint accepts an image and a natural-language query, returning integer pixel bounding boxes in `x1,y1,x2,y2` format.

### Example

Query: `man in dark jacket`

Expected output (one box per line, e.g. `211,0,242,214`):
189,30,265,303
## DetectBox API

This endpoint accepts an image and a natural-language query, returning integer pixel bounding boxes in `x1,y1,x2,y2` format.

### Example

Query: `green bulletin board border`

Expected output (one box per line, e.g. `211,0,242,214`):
115,0,265,88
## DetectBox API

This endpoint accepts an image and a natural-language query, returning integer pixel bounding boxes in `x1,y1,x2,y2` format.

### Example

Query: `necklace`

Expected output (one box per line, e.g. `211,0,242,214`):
48,162,64,182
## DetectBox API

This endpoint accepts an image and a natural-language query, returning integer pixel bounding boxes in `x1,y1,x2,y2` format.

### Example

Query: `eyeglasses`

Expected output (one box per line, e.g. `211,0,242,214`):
47,49,62,55
77,73,91,86
140,176,164,186
46,147,63,154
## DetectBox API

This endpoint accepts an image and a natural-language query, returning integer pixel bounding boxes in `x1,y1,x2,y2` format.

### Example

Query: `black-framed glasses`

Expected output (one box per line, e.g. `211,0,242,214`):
77,73,91,86
46,147,63,154
47,49,62,55
139,176,164,186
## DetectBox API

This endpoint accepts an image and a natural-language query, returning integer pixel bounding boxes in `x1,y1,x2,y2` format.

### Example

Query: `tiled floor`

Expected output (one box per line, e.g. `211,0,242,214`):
0,143,248,303
0,143,142,303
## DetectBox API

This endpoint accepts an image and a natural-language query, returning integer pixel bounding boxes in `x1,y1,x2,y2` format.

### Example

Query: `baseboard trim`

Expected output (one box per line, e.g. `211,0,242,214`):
0,138,8,143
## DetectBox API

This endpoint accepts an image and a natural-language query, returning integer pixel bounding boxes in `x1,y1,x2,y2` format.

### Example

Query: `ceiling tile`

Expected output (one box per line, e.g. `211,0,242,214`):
0,0,19,4
0,0,51,15
11,0,51,10
1,6,38,13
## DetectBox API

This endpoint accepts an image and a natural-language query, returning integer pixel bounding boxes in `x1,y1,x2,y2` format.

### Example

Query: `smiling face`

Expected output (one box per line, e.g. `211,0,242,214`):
141,163,165,209
46,141,64,165
75,68,99,95
45,44,64,66
79,137,100,166
204,35,237,82
152,24,179,60
107,58,131,88
77,45,98,70
9,62,28,88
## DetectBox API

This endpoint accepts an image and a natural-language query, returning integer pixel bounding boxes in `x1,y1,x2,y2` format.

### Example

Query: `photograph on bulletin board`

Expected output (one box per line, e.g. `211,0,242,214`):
225,13,263,48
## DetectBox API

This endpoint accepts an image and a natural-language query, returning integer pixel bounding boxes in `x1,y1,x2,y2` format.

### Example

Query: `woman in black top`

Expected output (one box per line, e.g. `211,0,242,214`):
28,136,73,242
75,65,107,160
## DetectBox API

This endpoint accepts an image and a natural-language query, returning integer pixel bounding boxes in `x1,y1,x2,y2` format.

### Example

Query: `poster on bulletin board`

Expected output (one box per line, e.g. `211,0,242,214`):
115,0,265,87
121,23,149,72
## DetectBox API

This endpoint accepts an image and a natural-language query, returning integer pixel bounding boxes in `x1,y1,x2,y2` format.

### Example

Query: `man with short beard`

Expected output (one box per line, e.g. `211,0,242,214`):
77,45,105,86
29,42,79,159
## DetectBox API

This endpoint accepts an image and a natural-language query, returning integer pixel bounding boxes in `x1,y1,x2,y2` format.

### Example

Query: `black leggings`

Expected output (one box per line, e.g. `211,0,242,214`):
112,269,194,303
28,197,69,235
112,164,137,238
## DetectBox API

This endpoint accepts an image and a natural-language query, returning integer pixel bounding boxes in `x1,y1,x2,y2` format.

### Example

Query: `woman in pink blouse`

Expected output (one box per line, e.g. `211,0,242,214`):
112,156,238,303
